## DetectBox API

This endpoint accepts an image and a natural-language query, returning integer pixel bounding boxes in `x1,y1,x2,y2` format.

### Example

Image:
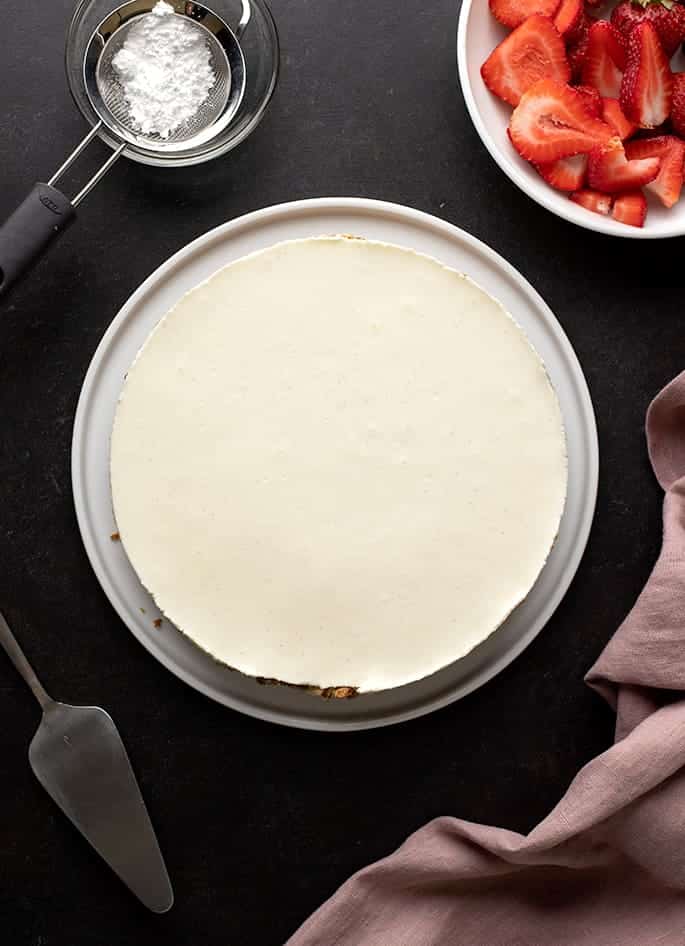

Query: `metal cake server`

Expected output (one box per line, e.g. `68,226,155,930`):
0,610,173,912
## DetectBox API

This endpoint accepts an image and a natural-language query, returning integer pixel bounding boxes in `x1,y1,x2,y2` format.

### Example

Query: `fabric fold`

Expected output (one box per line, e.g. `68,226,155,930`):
288,370,685,946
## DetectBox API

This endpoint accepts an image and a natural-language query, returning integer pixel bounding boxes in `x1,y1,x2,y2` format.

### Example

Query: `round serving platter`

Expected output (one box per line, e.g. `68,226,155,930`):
72,197,598,731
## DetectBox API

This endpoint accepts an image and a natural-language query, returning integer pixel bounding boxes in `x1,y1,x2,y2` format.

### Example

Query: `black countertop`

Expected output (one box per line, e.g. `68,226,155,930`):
0,1,682,943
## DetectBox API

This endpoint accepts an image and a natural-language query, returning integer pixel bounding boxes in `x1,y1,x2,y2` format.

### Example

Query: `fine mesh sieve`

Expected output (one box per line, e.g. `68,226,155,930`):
0,0,250,295
94,14,231,146
84,0,246,156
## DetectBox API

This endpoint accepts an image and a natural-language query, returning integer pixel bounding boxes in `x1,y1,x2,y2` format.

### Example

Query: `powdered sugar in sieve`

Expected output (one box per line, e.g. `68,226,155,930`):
97,1,230,145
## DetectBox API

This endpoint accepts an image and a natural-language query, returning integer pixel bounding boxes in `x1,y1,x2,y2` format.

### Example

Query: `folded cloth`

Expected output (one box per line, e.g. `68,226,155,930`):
287,370,685,946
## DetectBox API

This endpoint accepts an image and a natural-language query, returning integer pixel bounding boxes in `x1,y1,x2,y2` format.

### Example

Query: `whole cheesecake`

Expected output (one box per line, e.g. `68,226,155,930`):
110,236,567,695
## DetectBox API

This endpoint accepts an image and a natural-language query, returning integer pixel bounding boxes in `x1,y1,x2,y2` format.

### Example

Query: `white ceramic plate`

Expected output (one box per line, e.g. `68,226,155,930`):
457,0,685,239
72,198,598,730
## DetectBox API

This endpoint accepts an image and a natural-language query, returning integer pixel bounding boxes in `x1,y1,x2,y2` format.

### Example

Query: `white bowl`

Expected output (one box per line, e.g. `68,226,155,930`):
457,0,685,238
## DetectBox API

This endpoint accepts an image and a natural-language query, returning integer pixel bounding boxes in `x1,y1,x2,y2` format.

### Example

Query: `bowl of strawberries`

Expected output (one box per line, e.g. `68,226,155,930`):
458,0,685,235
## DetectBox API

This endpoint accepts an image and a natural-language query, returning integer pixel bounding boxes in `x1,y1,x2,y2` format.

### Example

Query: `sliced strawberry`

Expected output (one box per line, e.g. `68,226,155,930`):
620,21,673,128
509,79,614,162
671,72,685,138
482,16,571,107
611,0,685,59
554,0,583,37
587,135,661,191
612,0,646,38
535,153,589,189
601,97,638,139
489,0,561,29
612,190,648,226
576,84,603,117
568,9,590,43
581,21,627,98
626,134,685,205
568,17,592,82
654,2,685,56
570,188,613,214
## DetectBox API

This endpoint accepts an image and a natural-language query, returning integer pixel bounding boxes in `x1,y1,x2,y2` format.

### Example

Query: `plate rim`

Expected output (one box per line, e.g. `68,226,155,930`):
72,196,599,730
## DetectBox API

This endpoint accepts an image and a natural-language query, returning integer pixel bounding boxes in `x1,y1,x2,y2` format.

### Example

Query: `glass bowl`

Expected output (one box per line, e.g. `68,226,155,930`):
65,0,279,167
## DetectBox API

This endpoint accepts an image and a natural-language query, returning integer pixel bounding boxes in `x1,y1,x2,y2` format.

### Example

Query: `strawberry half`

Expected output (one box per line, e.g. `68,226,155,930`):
576,84,603,117
535,153,589,189
626,134,685,205
671,72,685,137
489,0,561,29
570,188,613,214
509,79,614,162
601,97,638,138
581,21,627,98
587,135,661,190
482,16,571,107
554,0,584,37
620,21,673,128
612,190,648,226
611,0,685,59
568,16,592,81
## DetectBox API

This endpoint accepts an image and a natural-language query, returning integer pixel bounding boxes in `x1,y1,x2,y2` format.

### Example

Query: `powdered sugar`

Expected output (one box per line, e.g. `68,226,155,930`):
112,1,216,139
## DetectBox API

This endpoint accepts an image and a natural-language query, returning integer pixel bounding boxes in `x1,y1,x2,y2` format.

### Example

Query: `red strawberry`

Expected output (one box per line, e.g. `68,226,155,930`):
570,188,613,214
625,134,685,204
611,0,685,58
671,72,685,136
621,21,673,127
554,0,584,36
509,79,615,161
612,190,648,225
535,153,589,188
489,0,561,29
576,84,604,116
601,97,639,138
582,21,627,98
482,16,571,107
568,17,592,81
587,135,661,190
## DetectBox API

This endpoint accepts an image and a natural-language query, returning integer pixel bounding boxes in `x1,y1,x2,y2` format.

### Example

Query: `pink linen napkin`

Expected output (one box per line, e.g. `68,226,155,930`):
288,370,685,946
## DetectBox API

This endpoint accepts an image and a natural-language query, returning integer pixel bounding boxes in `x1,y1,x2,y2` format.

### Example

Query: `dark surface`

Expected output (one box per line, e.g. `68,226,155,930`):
0,0,681,943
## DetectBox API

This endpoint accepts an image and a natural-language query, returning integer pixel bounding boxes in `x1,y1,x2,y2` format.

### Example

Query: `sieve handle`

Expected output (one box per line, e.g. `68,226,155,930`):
0,183,75,297
0,125,123,298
